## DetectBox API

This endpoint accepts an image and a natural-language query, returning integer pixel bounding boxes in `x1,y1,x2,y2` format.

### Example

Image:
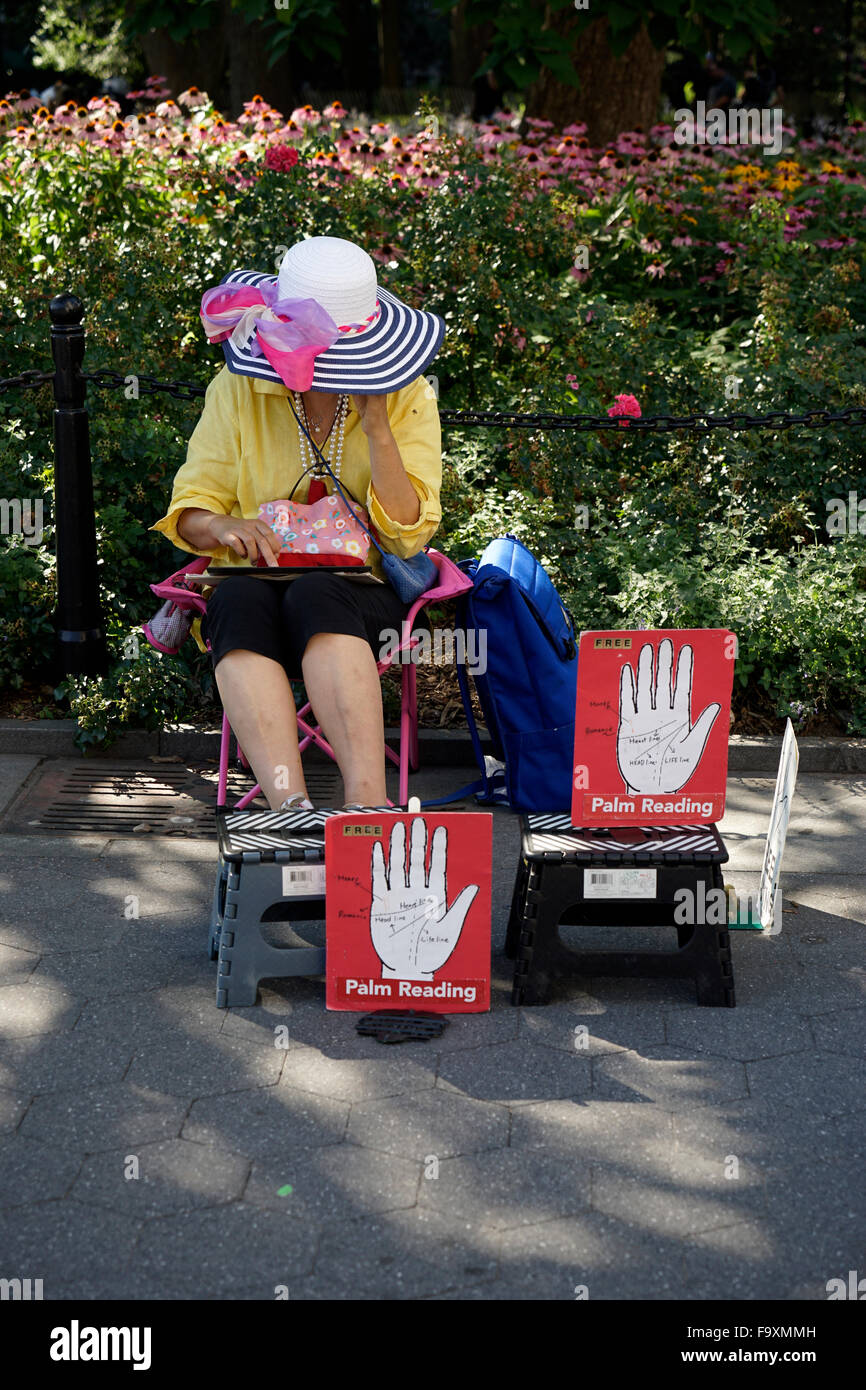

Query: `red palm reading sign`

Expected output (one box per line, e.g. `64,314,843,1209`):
572,629,736,826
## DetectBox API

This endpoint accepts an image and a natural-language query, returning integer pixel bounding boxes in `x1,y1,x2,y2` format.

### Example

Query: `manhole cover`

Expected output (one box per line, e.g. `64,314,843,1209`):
0,760,342,837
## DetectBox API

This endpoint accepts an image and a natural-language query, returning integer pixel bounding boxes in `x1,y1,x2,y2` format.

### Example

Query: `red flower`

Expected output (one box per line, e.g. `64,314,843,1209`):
607,393,642,427
265,144,300,172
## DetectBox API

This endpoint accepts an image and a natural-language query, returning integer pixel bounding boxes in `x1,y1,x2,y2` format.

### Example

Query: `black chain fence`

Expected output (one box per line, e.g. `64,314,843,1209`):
4,365,866,433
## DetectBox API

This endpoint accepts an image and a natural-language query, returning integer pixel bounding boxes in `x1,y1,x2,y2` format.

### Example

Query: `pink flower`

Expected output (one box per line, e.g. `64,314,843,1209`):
607,394,642,427
566,373,580,390
265,143,300,172
177,87,208,108
11,91,40,112
645,261,666,279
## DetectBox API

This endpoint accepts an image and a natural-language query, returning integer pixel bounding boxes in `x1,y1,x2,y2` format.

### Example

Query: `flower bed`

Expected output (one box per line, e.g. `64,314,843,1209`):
2,85,866,744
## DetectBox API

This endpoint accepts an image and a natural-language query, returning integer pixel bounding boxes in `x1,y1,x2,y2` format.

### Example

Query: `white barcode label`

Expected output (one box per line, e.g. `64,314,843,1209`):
282,864,326,897
583,868,657,899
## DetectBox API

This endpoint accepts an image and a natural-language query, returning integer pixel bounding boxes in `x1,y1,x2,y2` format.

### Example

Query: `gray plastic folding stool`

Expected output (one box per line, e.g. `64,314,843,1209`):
210,806,343,1008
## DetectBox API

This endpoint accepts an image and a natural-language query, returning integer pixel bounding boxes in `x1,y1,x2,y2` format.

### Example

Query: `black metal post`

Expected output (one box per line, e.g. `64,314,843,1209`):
49,293,108,676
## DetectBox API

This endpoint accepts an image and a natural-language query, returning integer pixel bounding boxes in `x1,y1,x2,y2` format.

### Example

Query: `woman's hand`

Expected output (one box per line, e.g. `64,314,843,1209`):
206,513,281,566
351,393,393,444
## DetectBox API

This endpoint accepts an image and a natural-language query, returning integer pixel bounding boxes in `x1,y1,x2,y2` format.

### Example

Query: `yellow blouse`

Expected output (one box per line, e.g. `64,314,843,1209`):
150,367,442,580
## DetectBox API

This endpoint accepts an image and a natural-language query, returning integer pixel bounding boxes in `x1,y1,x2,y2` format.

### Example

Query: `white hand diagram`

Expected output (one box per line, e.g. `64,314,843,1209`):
617,639,721,795
370,818,479,980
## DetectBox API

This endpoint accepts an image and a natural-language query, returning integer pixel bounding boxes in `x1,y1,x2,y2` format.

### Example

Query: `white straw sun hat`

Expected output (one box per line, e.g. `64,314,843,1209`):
200,235,445,395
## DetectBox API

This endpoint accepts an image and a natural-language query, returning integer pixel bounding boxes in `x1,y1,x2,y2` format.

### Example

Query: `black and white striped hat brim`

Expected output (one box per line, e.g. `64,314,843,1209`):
217,269,445,395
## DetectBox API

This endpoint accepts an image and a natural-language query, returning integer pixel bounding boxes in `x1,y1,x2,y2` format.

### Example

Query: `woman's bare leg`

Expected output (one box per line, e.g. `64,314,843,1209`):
301,632,387,805
214,649,308,810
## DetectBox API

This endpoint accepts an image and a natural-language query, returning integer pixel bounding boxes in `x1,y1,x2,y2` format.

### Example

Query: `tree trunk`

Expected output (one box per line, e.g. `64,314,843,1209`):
137,22,228,109
335,0,378,109
377,0,402,88
526,13,667,145
223,9,295,120
449,0,472,86
136,3,296,118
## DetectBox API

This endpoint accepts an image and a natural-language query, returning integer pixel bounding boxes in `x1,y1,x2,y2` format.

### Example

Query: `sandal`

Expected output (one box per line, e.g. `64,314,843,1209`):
279,794,315,811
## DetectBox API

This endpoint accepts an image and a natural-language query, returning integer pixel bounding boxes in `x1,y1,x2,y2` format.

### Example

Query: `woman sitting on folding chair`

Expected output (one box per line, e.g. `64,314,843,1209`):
150,236,444,812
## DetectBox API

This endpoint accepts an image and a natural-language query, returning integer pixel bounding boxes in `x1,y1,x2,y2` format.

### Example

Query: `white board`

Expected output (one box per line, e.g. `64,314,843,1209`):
756,719,799,930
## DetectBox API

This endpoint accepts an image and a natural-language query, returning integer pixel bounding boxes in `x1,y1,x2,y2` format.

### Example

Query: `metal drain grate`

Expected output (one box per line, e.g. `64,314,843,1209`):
1,760,343,837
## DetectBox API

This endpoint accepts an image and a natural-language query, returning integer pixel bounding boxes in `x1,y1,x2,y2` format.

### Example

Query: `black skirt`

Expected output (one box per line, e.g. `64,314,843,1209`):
201,571,429,677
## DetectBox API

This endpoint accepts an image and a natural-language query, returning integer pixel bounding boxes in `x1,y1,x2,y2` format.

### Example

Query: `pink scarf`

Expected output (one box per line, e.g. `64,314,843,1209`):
200,282,340,390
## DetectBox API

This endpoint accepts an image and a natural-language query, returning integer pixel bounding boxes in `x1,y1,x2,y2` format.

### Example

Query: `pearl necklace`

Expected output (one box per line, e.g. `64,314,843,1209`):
293,391,348,481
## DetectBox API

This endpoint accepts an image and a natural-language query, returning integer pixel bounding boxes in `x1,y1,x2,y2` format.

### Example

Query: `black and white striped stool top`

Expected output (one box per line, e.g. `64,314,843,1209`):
521,813,727,865
217,806,343,859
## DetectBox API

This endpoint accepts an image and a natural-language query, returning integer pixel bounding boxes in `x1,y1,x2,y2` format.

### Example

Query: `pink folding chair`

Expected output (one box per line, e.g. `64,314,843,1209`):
143,549,473,808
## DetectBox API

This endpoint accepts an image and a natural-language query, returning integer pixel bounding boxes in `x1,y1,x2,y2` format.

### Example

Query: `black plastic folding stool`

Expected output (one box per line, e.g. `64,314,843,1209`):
209,806,343,1008
506,815,735,1007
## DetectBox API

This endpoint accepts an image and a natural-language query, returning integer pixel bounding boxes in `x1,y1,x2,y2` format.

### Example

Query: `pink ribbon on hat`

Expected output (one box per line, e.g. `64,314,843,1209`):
200,282,340,390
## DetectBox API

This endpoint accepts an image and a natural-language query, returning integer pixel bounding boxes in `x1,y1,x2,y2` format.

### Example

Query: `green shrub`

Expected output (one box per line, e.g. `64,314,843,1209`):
2,105,866,743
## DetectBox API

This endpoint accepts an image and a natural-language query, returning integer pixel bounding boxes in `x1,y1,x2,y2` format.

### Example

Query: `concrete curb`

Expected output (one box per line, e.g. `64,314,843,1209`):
0,719,864,772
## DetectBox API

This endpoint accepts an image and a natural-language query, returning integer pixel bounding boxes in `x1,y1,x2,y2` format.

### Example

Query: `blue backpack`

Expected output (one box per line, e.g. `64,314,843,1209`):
439,535,579,813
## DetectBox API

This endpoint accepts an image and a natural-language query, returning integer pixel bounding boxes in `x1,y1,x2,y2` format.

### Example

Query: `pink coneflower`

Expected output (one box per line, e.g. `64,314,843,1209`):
288,104,320,127
607,394,642,426
645,261,666,279
204,116,230,143
479,125,513,147
177,87,208,108
91,97,121,121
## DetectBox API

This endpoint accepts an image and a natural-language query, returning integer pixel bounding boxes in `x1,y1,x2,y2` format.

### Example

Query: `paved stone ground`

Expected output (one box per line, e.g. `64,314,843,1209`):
0,755,863,1301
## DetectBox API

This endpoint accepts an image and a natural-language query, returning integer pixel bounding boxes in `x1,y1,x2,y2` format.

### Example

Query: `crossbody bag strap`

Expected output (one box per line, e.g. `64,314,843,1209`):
285,395,387,560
